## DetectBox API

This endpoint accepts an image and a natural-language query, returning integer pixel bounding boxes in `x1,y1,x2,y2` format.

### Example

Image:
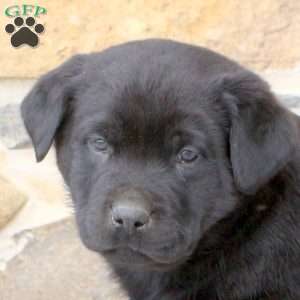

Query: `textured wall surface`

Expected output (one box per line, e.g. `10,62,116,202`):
0,0,299,78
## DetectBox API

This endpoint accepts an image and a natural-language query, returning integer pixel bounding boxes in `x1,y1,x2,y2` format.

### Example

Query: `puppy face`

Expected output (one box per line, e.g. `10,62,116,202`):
60,76,236,269
21,39,296,270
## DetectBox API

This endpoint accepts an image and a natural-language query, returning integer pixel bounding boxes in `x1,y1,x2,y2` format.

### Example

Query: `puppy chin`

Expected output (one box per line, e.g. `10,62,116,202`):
98,240,197,272
101,247,186,271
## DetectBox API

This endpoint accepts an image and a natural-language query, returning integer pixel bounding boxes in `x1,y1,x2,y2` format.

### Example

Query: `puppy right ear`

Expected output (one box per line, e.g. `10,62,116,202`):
220,72,298,194
21,55,86,162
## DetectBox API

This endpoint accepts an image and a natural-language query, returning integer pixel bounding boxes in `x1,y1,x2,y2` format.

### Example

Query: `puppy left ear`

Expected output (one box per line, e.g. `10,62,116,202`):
21,55,86,162
221,72,298,195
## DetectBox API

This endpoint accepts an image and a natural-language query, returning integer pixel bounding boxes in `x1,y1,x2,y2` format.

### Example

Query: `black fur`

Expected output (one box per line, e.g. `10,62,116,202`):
21,39,300,300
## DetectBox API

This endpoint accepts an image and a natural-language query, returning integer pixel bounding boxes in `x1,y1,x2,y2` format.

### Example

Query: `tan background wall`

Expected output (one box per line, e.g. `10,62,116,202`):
0,0,299,78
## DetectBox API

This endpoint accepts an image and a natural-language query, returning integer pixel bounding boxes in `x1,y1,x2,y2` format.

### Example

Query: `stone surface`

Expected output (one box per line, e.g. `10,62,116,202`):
0,79,35,106
0,0,299,78
0,175,27,229
0,219,128,300
0,146,71,240
0,79,35,148
276,93,300,115
0,144,72,272
0,104,30,148
262,68,300,95
278,95,300,110
0,146,27,230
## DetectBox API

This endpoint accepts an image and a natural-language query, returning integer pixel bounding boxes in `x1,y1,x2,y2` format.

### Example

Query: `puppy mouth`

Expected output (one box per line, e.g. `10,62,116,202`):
101,244,193,270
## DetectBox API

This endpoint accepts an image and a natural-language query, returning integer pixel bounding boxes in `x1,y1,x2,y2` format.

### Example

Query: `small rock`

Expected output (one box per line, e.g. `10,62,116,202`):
0,175,27,229
0,230,34,271
0,104,30,149
277,94,300,109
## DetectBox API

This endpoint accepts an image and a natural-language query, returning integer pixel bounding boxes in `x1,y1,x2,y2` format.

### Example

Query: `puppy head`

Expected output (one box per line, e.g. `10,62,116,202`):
21,41,297,270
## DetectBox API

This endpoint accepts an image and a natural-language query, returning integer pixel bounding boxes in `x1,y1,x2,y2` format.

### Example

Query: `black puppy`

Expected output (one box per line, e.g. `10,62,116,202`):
21,39,300,299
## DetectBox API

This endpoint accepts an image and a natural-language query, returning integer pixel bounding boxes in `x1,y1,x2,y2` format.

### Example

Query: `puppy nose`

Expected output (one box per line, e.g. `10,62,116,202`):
111,204,150,231
110,188,151,233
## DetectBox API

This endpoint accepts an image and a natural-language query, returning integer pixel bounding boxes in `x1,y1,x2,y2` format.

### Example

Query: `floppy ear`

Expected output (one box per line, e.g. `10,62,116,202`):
220,72,298,195
21,55,86,162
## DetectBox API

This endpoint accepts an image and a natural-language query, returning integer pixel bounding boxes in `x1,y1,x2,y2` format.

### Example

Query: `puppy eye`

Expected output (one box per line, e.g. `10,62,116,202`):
88,137,109,153
177,147,199,163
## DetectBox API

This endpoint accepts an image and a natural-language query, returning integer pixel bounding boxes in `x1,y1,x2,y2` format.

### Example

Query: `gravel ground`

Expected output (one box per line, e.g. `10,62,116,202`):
0,218,128,300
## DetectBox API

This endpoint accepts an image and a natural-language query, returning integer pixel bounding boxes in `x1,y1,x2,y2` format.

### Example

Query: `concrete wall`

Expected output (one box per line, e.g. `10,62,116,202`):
0,0,299,78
